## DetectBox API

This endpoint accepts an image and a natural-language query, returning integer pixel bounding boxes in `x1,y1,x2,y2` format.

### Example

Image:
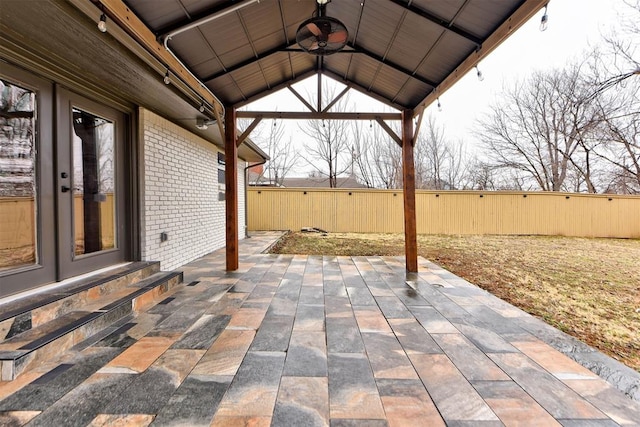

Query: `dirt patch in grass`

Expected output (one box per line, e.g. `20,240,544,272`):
271,231,640,371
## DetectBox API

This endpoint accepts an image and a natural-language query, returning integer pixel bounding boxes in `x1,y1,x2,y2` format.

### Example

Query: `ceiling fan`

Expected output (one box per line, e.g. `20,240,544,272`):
295,0,348,55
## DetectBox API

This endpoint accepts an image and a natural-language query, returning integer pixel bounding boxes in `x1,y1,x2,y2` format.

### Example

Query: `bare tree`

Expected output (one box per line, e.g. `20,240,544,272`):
415,114,469,190
599,0,640,90
349,121,375,188
465,158,499,190
370,125,403,189
299,87,352,188
253,119,298,186
589,2,640,193
476,62,602,192
351,113,471,190
351,120,403,189
444,139,471,190
593,87,640,193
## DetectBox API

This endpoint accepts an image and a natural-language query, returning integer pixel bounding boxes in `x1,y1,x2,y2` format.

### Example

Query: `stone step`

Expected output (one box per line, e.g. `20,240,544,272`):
0,262,160,341
0,269,182,380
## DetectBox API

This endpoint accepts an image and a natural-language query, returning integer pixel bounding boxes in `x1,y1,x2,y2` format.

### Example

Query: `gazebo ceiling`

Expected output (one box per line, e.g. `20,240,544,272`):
125,0,548,112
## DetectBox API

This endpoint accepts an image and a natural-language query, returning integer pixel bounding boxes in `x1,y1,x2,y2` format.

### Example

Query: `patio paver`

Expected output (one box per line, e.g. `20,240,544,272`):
0,231,639,426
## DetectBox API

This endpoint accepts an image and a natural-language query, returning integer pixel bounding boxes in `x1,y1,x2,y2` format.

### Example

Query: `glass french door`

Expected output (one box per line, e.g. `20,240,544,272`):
0,64,128,298
56,89,127,280
0,64,55,297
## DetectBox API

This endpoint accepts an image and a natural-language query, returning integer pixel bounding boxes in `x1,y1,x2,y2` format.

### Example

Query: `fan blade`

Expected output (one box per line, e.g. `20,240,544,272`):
309,41,320,51
328,30,348,44
306,22,322,36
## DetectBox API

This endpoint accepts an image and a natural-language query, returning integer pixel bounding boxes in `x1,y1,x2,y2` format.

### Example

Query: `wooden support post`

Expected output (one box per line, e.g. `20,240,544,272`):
225,106,239,271
402,109,418,273
317,63,323,112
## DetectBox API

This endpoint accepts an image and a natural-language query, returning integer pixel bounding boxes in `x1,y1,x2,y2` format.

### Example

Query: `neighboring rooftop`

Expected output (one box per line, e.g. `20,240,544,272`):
249,171,367,189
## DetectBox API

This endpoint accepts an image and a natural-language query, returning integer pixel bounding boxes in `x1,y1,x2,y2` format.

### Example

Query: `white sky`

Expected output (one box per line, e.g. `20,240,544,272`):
245,0,632,175
428,0,628,144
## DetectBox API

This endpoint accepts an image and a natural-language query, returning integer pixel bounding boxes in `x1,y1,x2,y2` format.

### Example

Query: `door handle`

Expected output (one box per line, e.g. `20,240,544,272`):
61,186,70,193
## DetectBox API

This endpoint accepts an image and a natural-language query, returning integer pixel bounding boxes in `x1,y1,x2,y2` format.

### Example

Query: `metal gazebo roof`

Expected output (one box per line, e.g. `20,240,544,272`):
1,0,549,273
120,0,547,114
106,0,548,272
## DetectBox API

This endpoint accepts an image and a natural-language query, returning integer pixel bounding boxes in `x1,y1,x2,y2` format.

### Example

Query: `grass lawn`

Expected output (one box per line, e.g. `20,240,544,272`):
270,232,640,371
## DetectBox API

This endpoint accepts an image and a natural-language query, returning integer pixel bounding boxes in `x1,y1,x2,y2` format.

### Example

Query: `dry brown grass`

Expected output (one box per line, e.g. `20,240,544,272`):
270,232,640,371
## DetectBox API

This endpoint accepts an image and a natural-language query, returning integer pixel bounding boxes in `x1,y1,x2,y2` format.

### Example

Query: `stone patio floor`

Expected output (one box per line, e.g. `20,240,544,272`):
1,231,639,426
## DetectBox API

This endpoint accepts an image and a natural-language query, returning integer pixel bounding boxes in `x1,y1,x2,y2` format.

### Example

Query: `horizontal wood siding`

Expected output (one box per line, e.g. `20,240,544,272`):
248,188,640,238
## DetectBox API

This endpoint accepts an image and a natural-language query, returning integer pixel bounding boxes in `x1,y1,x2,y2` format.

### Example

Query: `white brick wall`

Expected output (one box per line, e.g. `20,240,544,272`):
140,108,247,270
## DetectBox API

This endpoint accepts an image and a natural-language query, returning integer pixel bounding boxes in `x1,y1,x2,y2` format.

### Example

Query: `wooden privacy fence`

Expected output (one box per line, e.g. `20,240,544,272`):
247,188,640,238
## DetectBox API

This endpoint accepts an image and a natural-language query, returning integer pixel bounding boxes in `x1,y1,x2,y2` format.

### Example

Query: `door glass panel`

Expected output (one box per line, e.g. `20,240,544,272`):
0,79,37,271
71,108,115,256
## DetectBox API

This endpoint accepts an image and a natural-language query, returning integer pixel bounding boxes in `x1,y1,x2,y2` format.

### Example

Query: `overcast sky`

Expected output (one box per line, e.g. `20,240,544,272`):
245,0,633,175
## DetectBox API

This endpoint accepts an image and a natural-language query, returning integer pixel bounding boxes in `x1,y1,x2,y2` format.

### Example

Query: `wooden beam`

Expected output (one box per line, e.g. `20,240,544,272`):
402,109,418,273
414,0,547,116
225,106,239,271
287,86,316,113
317,67,322,112
375,117,402,146
99,0,224,118
237,116,263,147
322,85,351,113
236,111,402,121
413,110,424,141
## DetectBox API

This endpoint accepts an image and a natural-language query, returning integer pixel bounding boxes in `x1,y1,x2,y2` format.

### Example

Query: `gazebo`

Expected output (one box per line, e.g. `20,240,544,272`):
0,0,548,289
97,0,547,272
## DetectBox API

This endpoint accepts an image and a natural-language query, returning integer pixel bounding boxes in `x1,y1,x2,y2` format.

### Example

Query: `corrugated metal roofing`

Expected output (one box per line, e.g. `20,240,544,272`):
124,0,544,111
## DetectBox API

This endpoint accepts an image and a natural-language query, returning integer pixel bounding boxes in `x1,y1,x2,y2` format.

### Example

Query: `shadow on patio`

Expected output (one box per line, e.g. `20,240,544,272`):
1,231,638,426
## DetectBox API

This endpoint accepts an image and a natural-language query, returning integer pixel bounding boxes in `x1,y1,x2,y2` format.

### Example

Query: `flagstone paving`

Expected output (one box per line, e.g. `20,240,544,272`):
1,231,639,426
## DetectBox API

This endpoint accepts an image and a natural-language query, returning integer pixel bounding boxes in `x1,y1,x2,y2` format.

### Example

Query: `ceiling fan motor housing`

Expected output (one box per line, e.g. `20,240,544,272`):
296,16,349,55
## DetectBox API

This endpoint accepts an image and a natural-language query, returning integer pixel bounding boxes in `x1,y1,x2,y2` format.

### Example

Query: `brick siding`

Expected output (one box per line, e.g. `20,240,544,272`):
139,108,246,270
